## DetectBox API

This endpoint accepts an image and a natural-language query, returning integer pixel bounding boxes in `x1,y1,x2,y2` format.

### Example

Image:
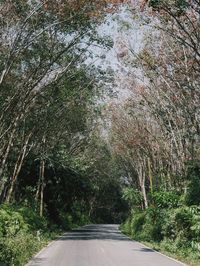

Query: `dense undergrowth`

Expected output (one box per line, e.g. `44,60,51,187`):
121,193,200,266
0,204,90,266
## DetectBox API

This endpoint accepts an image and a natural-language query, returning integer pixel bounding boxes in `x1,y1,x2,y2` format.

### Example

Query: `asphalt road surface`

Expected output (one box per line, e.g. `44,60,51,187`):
26,224,186,266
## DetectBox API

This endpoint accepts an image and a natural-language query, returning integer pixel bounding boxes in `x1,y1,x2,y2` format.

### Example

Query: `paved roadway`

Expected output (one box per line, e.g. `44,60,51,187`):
26,224,186,266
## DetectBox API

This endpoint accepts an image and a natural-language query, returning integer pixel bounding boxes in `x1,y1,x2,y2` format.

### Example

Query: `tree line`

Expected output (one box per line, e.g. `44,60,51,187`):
0,0,128,225
104,0,200,209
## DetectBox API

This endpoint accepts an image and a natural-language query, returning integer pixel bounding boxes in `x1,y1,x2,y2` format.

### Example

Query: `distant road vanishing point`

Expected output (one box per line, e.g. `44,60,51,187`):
26,224,187,266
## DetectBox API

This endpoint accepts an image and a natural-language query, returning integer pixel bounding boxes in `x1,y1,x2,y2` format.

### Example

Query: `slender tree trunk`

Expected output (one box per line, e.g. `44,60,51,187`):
5,133,31,203
35,158,45,216
148,157,153,193
88,197,96,218
0,114,21,182
35,135,46,217
39,158,45,217
35,177,40,205
0,127,16,179
138,164,148,209
0,127,18,200
167,171,172,189
141,179,148,209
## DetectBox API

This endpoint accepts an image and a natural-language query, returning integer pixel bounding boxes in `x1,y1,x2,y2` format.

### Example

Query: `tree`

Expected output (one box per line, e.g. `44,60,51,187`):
0,0,112,203
88,0,199,213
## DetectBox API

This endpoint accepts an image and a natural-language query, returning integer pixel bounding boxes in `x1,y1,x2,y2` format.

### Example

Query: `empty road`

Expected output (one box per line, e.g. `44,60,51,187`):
26,224,186,266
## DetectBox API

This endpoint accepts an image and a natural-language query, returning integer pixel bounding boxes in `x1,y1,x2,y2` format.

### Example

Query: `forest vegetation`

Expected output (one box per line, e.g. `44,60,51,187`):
0,0,199,265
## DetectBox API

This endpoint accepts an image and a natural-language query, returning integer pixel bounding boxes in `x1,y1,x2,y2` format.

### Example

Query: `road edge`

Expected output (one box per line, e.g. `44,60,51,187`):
120,231,188,266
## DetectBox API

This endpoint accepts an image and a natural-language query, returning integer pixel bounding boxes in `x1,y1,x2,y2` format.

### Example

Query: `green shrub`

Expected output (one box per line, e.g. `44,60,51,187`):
123,206,198,245
0,204,53,266
185,160,200,206
149,0,160,8
59,212,74,230
121,217,131,235
130,212,146,237
0,232,47,266
150,191,180,209
123,209,165,242
160,238,200,265
160,239,178,253
175,208,193,234
0,207,28,237
122,188,143,209
189,206,200,243
78,214,91,226
149,0,189,10
143,208,164,242
161,210,176,239
162,207,193,244
122,203,200,266
17,205,48,231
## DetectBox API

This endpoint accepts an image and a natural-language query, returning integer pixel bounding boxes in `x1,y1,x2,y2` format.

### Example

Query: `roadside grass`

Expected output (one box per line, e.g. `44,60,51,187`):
121,228,200,266
0,204,63,266
120,205,200,266
140,240,200,266
0,203,91,265
0,231,58,266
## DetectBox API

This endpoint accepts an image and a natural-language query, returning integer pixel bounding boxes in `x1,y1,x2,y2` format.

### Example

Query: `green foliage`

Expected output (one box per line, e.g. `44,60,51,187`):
122,188,143,209
122,204,200,244
150,191,180,209
174,0,189,9
161,207,193,245
17,206,48,231
130,212,146,237
149,0,189,10
121,217,132,235
122,208,164,242
0,204,48,238
149,0,160,8
59,209,91,230
142,208,164,241
174,208,193,234
185,160,200,206
122,203,200,265
0,205,28,237
189,206,200,244
71,201,91,226
159,239,200,266
0,204,56,265
59,212,74,230
0,233,47,266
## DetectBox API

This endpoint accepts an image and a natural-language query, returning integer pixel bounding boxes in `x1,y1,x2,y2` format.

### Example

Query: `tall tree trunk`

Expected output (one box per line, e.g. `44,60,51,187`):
148,157,153,193
138,164,148,209
35,135,46,217
141,178,148,209
35,134,46,216
5,133,31,203
0,114,21,182
0,127,16,179
39,158,45,217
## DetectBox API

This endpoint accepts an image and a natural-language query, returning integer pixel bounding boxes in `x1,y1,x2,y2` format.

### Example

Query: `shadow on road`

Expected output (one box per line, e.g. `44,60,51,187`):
59,224,134,241
132,247,155,253
26,225,158,266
